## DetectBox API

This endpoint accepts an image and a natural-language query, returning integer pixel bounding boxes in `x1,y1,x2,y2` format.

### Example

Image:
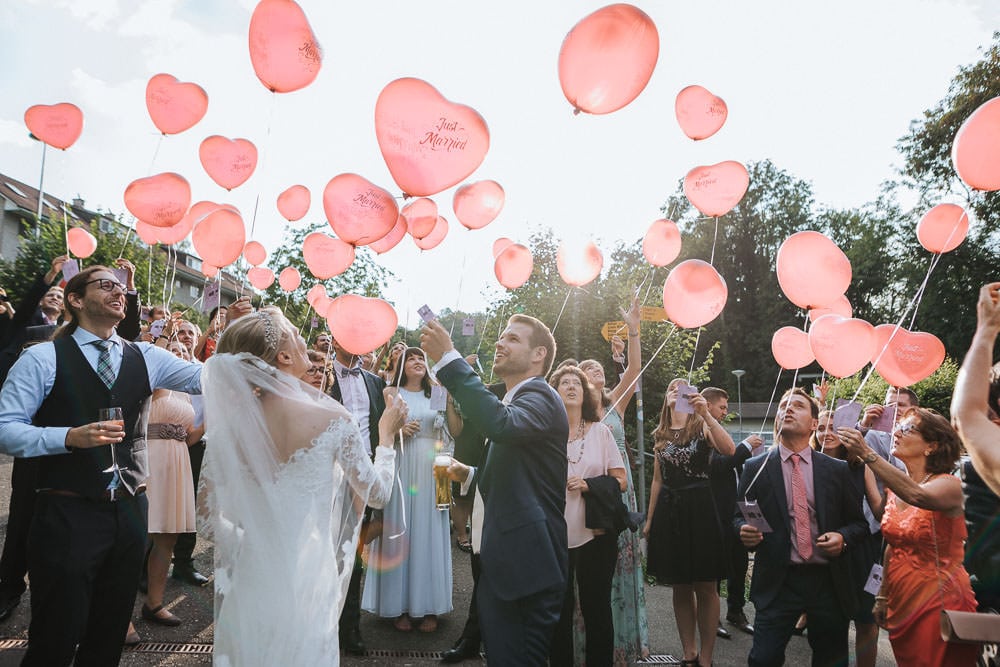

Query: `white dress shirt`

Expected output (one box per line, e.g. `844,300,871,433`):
333,358,371,456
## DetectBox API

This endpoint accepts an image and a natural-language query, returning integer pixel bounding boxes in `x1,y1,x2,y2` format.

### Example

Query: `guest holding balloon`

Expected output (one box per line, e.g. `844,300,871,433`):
362,348,461,633
380,340,407,384
548,365,626,667
841,409,979,666
645,378,735,667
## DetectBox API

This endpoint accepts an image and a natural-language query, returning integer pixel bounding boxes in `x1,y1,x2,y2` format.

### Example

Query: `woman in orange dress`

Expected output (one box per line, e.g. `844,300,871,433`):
842,407,978,666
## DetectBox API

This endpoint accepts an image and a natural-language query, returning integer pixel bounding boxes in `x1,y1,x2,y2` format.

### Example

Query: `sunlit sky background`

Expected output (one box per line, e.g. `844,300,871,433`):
0,0,996,327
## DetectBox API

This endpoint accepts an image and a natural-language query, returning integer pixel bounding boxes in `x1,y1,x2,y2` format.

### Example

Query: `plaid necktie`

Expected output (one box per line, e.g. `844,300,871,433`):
94,339,116,389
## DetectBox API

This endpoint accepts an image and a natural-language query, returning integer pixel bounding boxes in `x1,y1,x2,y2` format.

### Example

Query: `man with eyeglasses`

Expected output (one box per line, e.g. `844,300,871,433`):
0,265,248,665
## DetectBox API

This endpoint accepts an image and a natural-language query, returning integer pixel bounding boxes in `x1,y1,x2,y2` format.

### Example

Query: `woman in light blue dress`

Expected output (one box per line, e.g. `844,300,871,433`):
362,348,461,633
578,297,650,666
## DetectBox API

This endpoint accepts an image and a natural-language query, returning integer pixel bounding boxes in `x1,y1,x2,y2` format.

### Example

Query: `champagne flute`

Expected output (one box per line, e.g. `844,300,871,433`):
99,407,125,500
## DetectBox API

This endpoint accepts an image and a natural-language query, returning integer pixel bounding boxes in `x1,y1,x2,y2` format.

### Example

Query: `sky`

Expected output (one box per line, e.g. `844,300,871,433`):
0,0,996,326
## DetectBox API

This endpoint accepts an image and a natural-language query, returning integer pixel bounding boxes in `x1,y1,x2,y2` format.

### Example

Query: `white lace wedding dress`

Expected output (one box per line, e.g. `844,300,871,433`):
200,354,395,667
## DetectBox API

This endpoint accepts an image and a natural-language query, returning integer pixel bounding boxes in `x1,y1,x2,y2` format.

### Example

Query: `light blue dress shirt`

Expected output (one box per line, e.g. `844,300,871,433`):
0,327,202,458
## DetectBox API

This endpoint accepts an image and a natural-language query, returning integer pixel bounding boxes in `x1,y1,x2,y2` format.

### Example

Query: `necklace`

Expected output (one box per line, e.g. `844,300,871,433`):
567,420,586,464
668,426,684,442
916,472,933,484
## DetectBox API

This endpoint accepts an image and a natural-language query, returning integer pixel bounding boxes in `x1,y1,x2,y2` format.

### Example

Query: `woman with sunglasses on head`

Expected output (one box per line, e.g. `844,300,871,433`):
841,408,978,666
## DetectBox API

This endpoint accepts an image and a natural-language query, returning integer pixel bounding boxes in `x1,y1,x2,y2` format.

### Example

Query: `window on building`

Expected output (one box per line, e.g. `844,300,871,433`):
190,285,199,298
184,255,202,271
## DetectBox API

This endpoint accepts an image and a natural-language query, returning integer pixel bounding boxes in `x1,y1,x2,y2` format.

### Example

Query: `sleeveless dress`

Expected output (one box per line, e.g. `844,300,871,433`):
647,437,726,584
147,390,196,533
362,389,454,618
881,491,979,666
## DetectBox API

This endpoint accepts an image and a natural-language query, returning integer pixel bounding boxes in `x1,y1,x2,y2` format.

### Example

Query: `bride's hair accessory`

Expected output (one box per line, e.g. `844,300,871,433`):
256,311,279,351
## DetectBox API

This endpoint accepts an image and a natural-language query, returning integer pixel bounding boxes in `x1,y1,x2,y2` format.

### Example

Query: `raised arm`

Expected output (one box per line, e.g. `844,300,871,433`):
607,296,641,418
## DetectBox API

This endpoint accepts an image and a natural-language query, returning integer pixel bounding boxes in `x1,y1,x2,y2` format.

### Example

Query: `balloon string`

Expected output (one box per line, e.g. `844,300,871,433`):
756,368,784,437
35,143,47,230
147,134,164,175
639,266,658,306
449,244,471,337
550,288,574,334
298,303,314,337
248,92,278,241
62,205,70,255
686,327,703,384
601,324,676,423
708,216,720,266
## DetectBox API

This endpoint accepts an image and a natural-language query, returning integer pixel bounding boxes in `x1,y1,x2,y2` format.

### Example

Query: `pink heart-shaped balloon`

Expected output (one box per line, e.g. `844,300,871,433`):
327,295,398,356
278,267,301,292
24,103,83,150
492,237,514,259
642,218,682,266
277,185,310,221
369,215,407,255
683,161,749,217
662,259,728,328
494,244,533,290
675,85,728,141
124,173,192,228
808,294,853,322
192,207,246,267
808,314,876,378
558,4,659,115
145,74,208,135
248,0,322,94
243,240,268,266
414,216,449,251
323,173,399,246
401,198,438,239
247,267,275,290
557,240,603,287
67,228,97,259
776,231,852,309
917,203,970,254
771,327,814,370
375,78,490,197
453,180,505,230
952,96,1000,192
155,213,195,246
203,264,220,279
303,232,355,279
872,325,946,387
306,284,327,307
135,221,161,245
199,136,258,191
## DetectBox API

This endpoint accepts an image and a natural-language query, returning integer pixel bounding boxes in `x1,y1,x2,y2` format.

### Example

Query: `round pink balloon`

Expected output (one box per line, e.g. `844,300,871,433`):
771,326,814,370
683,161,749,217
135,221,161,245
917,203,970,253
67,227,97,258
327,295,398,356
776,231,852,309
808,294,853,322
303,232,355,279
492,237,514,259
872,324,946,387
952,96,1000,192
662,259,728,328
675,85,728,141
414,216,449,251
145,74,208,135
248,0,322,94
247,266,275,290
558,4,659,115
124,173,192,228
24,103,83,150
375,78,490,197
191,207,246,267
323,174,399,246
453,180,505,230
368,215,407,254
243,240,268,266
401,198,438,239
277,185,310,221
557,240,603,287
494,244,533,289
278,266,302,292
203,264,219,279
199,136,258,191
313,295,333,318
306,284,327,307
808,314,876,378
642,218,682,266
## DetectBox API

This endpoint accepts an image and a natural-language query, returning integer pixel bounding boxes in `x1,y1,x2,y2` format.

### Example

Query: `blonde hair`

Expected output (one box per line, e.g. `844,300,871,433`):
216,307,293,365
652,378,705,451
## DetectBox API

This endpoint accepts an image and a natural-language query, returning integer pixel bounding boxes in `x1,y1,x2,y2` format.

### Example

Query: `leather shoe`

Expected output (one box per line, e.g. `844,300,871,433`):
726,610,754,635
0,595,20,623
171,565,209,586
716,623,732,639
141,603,182,627
340,626,366,655
441,637,480,663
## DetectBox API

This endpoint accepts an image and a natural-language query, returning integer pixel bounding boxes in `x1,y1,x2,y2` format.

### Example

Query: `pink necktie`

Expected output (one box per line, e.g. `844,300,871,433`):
790,454,813,561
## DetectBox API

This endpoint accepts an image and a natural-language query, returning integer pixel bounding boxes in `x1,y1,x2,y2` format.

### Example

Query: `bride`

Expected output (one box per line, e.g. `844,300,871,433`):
200,308,408,666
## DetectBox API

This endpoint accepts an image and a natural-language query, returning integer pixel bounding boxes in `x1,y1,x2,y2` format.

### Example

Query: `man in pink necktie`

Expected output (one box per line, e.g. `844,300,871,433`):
735,388,868,667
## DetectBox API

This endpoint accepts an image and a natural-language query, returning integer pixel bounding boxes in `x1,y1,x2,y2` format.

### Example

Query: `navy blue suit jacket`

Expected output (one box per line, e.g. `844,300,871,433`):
437,359,569,601
734,449,866,615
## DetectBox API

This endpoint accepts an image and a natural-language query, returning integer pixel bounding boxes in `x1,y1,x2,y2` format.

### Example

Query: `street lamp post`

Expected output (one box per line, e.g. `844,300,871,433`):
732,369,746,441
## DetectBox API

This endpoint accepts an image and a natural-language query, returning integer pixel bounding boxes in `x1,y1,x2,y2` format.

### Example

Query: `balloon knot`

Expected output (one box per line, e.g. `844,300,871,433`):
573,107,581,116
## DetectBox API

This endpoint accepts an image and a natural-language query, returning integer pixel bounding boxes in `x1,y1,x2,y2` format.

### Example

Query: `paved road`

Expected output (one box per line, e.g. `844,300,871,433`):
0,454,897,665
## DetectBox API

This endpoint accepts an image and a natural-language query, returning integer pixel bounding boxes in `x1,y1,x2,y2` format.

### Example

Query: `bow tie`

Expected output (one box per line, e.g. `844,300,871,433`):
340,367,362,378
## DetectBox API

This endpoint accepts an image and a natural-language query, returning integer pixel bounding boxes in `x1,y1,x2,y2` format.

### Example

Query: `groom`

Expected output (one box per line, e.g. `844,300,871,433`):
421,315,568,666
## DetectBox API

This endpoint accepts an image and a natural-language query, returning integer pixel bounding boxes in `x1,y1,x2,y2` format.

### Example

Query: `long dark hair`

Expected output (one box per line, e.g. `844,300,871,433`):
55,265,113,339
394,347,432,397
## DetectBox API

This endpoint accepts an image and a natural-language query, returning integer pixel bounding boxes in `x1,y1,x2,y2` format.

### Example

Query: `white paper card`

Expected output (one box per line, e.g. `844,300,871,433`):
430,385,448,411
462,318,475,336
863,563,884,595
148,319,166,338
417,304,436,323
738,500,773,533
61,259,79,281
870,405,896,433
674,383,697,414
111,268,129,286
202,281,221,314
311,316,319,329
832,399,863,430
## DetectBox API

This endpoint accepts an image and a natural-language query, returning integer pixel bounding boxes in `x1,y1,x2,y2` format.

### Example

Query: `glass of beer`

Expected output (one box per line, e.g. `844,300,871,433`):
434,455,452,510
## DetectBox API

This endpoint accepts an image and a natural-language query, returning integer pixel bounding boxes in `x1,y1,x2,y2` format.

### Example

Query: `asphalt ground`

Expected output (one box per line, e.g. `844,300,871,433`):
0,454,897,665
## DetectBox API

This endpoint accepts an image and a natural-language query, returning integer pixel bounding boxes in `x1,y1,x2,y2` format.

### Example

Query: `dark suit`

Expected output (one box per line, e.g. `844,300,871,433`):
437,359,569,666
734,449,866,667
710,443,754,614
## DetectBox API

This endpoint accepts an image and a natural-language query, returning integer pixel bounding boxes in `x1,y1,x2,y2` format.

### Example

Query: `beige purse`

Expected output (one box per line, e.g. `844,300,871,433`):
940,609,1000,644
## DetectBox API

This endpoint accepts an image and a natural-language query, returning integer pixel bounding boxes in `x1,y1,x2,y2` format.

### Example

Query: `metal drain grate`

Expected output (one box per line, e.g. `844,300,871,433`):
127,642,214,654
364,648,449,659
637,655,681,664
0,639,26,650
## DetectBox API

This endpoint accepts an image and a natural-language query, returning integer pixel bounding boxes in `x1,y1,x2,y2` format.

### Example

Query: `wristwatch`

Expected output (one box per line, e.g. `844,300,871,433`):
861,452,878,464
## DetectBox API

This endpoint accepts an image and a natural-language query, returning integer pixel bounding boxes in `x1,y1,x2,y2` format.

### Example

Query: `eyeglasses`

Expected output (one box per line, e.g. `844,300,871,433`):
894,422,920,436
305,366,325,376
84,278,127,293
